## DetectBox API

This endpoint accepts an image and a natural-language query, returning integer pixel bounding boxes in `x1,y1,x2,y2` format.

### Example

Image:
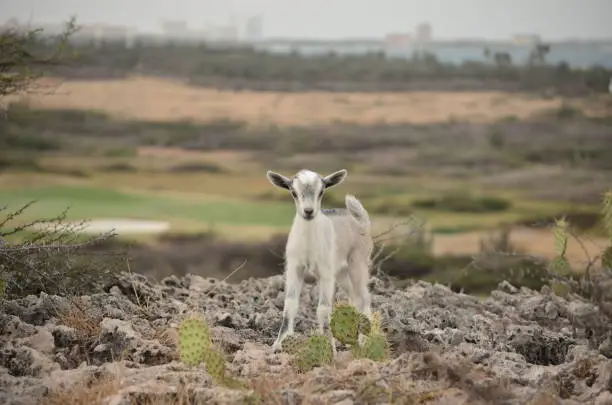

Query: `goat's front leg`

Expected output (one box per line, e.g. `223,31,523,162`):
272,259,304,353
317,272,338,357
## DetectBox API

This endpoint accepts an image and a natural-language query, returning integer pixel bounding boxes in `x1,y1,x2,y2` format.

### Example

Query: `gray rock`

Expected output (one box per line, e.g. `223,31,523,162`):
1,272,611,405
598,335,612,358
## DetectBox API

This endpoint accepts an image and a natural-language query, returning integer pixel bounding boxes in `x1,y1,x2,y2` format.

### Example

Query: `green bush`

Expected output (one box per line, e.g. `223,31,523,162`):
411,193,511,213
167,162,225,173
99,162,137,172
0,155,42,172
103,147,137,158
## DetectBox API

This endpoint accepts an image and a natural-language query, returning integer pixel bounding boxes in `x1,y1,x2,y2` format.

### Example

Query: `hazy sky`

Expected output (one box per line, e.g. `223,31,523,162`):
1,0,611,40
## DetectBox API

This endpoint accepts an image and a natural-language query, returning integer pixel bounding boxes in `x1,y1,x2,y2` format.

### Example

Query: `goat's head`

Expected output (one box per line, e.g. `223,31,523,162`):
266,169,347,221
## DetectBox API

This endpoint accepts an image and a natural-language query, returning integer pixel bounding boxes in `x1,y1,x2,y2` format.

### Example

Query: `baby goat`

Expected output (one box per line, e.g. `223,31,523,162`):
266,168,374,353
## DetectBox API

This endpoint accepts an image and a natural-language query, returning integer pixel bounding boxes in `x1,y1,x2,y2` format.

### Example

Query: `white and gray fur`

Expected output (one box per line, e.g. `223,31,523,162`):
265,168,374,353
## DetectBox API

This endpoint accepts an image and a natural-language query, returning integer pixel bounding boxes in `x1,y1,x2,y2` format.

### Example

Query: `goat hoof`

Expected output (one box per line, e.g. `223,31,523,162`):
272,342,282,353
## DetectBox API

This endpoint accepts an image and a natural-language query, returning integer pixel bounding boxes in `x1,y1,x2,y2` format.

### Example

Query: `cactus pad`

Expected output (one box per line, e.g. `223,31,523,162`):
550,256,571,274
203,347,227,384
360,333,389,362
295,334,334,373
281,334,308,355
330,303,371,345
178,317,211,366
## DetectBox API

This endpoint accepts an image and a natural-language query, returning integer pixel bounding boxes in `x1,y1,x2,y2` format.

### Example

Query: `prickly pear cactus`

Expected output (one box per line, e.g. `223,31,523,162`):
352,311,390,362
178,317,211,366
203,347,227,384
281,334,308,355
358,312,372,336
550,256,571,274
551,218,572,274
360,333,389,362
553,217,569,258
295,334,334,373
330,303,371,345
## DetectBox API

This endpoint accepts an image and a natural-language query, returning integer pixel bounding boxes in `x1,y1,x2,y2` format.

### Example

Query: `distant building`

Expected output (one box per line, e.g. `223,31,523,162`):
513,34,541,45
78,23,136,47
415,23,432,45
205,25,238,42
160,20,188,36
385,32,412,48
245,15,264,41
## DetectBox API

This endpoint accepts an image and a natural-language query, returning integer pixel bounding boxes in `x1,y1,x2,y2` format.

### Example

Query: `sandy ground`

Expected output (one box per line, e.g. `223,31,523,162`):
5,75,605,126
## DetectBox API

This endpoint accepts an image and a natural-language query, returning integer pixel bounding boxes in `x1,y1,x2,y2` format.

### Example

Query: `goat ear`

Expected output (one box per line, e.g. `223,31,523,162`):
266,170,292,190
323,169,347,189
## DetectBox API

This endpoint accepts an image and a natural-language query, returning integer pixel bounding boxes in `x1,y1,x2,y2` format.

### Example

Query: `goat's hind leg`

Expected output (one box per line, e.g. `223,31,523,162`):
337,266,358,307
348,259,373,348
272,260,305,353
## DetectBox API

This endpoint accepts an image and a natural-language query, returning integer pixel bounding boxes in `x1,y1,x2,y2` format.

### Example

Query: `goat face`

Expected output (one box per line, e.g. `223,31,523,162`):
266,169,348,221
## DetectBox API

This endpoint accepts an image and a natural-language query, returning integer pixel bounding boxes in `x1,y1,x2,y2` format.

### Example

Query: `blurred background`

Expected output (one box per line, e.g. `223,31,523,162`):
1,0,611,295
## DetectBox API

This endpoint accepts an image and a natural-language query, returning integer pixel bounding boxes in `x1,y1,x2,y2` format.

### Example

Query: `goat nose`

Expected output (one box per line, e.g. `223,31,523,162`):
304,208,314,215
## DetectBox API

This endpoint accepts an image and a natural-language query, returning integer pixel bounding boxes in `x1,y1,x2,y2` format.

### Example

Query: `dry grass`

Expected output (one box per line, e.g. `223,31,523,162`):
42,375,196,405
41,374,122,405
36,347,551,405
7,75,603,127
55,298,102,344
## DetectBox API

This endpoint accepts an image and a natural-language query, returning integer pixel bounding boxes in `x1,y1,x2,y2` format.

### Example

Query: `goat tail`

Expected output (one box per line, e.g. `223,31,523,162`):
345,194,370,227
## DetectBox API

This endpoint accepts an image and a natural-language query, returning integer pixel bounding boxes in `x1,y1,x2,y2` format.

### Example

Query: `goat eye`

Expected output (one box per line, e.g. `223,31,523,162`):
291,191,298,198
318,190,324,198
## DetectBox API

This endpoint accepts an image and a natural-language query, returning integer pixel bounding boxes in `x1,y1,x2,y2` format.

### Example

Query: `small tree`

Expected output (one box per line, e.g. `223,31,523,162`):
527,43,551,67
0,16,79,100
0,17,129,301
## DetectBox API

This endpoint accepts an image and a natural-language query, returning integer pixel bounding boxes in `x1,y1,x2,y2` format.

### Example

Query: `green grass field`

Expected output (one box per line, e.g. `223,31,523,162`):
0,169,598,241
0,183,296,239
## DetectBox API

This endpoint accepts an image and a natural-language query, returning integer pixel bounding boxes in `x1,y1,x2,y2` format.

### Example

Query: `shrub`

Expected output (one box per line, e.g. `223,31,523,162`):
99,162,137,172
412,193,511,213
547,193,612,326
167,162,225,173
0,201,127,299
453,255,550,294
103,147,137,158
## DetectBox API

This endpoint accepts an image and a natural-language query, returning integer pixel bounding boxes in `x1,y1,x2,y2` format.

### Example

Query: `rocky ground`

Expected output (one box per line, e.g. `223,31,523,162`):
1,272,612,405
